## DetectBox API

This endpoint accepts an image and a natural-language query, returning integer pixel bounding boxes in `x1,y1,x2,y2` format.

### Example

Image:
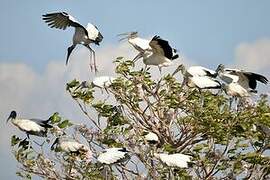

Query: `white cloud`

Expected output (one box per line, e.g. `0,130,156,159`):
234,38,270,74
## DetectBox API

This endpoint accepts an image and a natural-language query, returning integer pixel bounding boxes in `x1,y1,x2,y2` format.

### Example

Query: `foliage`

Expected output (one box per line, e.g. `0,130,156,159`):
10,57,270,179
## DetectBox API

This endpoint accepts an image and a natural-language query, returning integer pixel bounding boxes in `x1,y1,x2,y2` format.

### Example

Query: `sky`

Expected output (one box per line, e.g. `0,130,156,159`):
1,0,270,178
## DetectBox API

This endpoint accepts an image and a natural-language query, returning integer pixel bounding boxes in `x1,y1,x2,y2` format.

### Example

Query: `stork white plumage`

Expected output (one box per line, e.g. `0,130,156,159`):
154,153,192,168
6,111,53,138
42,12,103,72
144,132,159,144
97,148,129,164
51,137,89,153
141,36,179,72
118,31,151,61
221,82,251,97
186,66,217,77
92,76,116,89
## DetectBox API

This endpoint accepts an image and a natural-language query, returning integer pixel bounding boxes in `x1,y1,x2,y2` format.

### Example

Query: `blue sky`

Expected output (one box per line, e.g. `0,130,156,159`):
1,0,270,70
1,0,270,178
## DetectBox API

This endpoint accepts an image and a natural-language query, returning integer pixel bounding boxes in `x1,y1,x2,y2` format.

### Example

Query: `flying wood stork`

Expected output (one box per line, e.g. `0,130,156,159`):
154,153,192,168
7,111,53,138
42,12,103,72
97,147,129,164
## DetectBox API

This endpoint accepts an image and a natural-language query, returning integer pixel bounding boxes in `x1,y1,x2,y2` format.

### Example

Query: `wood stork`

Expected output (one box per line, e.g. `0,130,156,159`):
139,36,179,72
175,64,221,90
216,64,268,107
216,64,268,92
97,147,129,164
51,137,90,154
118,31,151,61
144,132,159,144
154,153,192,168
6,111,52,138
42,12,103,72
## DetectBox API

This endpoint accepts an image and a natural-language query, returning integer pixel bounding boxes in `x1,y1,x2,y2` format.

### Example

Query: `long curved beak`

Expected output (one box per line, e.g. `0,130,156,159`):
117,32,130,37
118,36,129,42
6,116,11,124
117,32,132,42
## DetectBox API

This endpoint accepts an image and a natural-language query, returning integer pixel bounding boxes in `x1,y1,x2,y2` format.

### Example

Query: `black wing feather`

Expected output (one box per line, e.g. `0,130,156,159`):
244,72,268,89
42,12,88,36
151,36,174,59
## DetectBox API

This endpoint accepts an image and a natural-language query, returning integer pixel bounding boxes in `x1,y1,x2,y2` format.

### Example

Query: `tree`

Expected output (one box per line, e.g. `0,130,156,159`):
10,57,270,179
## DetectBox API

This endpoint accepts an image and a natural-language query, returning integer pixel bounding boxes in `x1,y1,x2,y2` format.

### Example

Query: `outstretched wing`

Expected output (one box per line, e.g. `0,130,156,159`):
149,36,174,59
243,72,268,89
42,12,86,32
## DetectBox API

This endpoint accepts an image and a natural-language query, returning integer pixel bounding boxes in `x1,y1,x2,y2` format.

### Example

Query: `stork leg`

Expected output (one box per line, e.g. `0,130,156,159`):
143,65,148,73
229,97,233,109
66,44,76,65
199,89,204,106
85,45,97,73
158,66,162,74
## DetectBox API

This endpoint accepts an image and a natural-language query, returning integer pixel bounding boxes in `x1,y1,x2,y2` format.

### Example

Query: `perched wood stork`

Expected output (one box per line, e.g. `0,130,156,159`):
154,153,192,168
175,64,221,90
216,64,268,92
144,132,159,144
51,137,89,154
7,111,52,138
42,12,103,72
118,31,151,61
216,64,268,107
97,148,129,164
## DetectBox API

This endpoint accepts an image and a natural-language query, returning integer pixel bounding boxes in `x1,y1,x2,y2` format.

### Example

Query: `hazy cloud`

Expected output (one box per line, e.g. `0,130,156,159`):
234,38,270,74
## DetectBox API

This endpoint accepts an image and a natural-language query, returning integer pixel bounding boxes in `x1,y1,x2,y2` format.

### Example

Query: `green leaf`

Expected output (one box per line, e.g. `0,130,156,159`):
49,112,61,124
66,79,80,89
58,120,73,129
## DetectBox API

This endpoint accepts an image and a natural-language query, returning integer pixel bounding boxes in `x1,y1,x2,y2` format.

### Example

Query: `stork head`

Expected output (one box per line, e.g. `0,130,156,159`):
172,64,186,76
7,110,17,123
94,32,103,45
216,64,225,73
117,31,138,41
